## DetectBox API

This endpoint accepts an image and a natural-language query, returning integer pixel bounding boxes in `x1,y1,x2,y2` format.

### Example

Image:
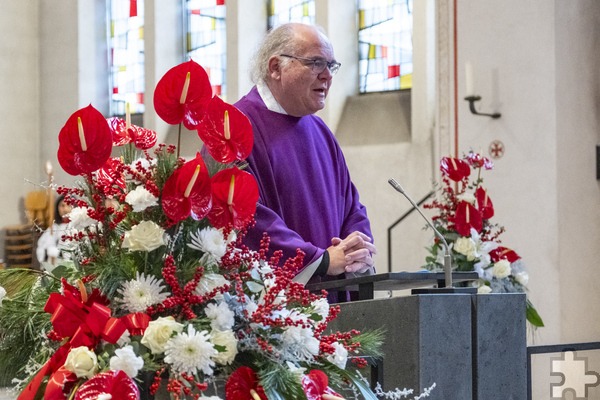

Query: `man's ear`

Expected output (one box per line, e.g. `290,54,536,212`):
268,56,282,80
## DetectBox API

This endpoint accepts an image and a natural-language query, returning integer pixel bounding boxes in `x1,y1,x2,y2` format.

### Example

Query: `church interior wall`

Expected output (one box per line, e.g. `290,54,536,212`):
0,2,599,395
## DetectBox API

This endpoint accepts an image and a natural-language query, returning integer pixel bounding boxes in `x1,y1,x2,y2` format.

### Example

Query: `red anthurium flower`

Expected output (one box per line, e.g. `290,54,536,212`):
96,157,126,192
58,104,113,176
107,117,157,150
466,151,494,170
490,246,521,263
208,167,259,230
44,366,78,400
161,153,211,222
453,201,483,236
440,157,471,182
225,366,267,400
73,370,140,400
197,95,254,163
302,370,344,400
475,186,494,219
153,60,213,130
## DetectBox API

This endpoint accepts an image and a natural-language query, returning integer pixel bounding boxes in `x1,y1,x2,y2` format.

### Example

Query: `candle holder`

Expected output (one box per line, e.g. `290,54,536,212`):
464,95,501,119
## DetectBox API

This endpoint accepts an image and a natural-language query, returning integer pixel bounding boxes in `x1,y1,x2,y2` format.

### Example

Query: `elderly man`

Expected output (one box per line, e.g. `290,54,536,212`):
236,23,375,299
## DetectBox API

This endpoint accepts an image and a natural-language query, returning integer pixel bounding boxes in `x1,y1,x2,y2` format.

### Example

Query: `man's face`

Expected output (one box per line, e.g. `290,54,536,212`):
269,29,337,117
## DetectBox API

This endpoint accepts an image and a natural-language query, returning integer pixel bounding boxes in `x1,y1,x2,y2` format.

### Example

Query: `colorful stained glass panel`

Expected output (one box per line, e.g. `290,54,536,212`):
358,0,413,93
185,0,227,98
267,0,315,30
109,0,145,115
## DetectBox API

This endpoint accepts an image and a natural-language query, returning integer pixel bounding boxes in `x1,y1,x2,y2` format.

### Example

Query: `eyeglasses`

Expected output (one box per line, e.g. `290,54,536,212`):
279,54,341,75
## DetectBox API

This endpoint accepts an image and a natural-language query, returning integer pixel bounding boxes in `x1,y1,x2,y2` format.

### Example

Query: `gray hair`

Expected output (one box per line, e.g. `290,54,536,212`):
249,23,327,84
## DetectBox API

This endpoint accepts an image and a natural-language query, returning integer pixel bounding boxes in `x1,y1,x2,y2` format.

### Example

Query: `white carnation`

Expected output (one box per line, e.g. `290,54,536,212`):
125,185,158,212
205,302,235,331
109,345,144,378
67,207,96,230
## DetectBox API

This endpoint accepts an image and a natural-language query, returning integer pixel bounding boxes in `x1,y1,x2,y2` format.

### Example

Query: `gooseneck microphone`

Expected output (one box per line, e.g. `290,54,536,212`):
388,178,453,289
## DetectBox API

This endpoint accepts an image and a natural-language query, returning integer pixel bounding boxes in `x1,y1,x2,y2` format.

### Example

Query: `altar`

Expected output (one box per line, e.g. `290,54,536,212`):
308,272,528,400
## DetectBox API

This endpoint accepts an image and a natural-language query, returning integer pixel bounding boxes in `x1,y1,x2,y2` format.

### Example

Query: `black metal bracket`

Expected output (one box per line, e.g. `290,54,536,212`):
465,95,501,119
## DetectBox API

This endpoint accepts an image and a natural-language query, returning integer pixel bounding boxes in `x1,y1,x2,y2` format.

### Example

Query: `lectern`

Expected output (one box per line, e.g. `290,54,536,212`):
307,273,527,400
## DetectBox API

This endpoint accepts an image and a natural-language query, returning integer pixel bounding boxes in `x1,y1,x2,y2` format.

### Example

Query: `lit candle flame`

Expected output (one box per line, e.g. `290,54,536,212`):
224,110,230,140
184,165,201,198
45,160,53,175
180,71,191,104
77,117,87,151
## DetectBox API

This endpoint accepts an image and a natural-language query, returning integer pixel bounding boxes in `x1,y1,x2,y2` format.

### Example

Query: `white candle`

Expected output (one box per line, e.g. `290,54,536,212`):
465,61,474,97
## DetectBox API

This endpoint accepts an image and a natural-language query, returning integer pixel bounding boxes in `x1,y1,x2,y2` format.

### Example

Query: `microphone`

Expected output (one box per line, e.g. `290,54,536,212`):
388,178,453,289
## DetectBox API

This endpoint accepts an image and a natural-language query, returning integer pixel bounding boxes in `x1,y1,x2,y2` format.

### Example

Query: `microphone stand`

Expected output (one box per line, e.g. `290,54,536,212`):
388,179,476,294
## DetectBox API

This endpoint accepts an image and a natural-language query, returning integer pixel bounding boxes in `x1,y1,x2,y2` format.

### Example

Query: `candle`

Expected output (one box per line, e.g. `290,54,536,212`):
465,61,474,97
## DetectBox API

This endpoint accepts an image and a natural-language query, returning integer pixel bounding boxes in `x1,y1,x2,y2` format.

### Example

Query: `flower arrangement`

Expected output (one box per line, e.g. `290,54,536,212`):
423,152,544,328
0,61,395,400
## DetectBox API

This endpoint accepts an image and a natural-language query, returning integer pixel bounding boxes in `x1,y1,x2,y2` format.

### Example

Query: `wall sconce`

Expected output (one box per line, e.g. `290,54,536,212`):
464,61,501,119
464,95,501,119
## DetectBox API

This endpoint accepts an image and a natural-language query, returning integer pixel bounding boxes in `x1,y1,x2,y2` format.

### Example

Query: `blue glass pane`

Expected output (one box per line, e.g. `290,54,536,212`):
358,0,413,93
109,0,145,115
267,0,315,30
185,0,227,98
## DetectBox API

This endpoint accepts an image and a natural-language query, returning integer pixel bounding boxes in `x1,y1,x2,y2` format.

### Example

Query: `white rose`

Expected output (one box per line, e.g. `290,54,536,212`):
478,285,492,294
109,345,144,378
453,237,478,261
492,259,512,279
141,316,184,354
210,330,239,365
125,186,158,212
68,207,96,230
0,286,6,306
64,346,98,378
122,221,165,252
514,271,529,286
326,342,348,369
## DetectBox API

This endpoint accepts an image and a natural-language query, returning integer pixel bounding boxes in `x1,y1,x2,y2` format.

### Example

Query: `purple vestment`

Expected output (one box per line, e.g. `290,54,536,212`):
235,87,373,286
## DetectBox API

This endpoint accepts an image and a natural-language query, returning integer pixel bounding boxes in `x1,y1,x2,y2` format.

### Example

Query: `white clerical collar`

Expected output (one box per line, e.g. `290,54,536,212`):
256,81,288,115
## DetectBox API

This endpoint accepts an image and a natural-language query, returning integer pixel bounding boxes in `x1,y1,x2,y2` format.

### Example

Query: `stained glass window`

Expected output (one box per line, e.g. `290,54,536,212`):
185,0,227,98
267,0,315,30
358,0,413,93
109,0,145,115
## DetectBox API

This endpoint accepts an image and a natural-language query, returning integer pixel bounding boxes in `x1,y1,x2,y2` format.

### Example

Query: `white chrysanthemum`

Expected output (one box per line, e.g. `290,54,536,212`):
195,273,230,297
109,345,144,378
125,185,158,212
67,207,96,230
326,341,348,369
0,286,6,306
210,329,238,365
205,302,235,331
188,227,236,261
164,325,217,375
118,272,170,313
281,326,320,360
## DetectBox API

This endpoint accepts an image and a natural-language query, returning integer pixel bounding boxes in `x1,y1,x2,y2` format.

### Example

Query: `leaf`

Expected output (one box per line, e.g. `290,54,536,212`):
526,300,544,327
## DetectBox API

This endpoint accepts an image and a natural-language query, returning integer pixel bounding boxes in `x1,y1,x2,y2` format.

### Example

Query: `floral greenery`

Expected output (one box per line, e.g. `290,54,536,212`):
423,151,544,328
0,61,396,400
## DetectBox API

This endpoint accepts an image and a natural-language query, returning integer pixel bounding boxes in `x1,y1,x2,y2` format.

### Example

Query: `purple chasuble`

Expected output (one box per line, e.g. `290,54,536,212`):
235,87,373,290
